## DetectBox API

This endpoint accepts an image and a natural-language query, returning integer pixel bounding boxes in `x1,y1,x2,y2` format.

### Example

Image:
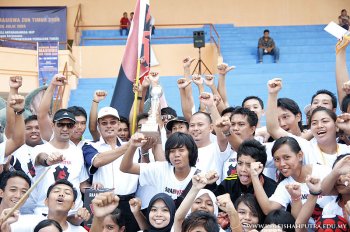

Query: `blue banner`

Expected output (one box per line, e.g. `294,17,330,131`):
0,7,67,48
38,41,59,87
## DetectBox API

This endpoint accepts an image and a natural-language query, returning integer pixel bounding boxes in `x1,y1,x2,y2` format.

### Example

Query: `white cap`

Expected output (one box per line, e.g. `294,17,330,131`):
97,107,120,120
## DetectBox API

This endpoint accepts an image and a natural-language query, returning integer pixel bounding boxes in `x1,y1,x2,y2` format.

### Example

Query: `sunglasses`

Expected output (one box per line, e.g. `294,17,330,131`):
161,115,175,121
56,122,75,129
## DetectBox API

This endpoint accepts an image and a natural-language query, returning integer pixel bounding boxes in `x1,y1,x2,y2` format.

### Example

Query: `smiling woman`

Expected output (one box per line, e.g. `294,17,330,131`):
142,193,175,232
251,136,336,227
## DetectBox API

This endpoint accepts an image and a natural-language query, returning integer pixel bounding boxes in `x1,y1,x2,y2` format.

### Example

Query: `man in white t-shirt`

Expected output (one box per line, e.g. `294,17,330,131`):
82,107,139,231
9,115,43,181
31,109,89,225
37,74,88,148
188,96,231,181
12,179,88,232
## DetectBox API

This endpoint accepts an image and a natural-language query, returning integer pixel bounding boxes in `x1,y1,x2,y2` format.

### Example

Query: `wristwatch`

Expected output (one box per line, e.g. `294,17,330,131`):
14,108,25,115
141,151,149,156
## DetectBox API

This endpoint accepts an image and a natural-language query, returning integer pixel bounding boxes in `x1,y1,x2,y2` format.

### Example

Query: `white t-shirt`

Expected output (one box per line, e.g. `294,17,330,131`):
11,214,87,232
135,148,159,209
263,133,326,180
197,143,231,181
10,144,36,181
322,199,343,217
221,148,237,181
310,142,350,167
9,144,37,214
269,164,336,225
31,142,89,216
83,138,139,195
139,161,197,200
0,141,5,164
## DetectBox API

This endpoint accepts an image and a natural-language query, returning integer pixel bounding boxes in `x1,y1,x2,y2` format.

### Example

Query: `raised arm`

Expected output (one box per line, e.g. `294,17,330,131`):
321,155,350,195
216,194,243,232
192,74,205,112
89,90,107,141
204,75,226,114
173,172,218,232
177,78,193,122
217,63,235,107
285,183,303,219
90,192,120,232
5,95,25,156
337,113,350,136
295,176,322,232
335,37,350,108
129,198,148,230
215,116,242,151
266,78,289,139
199,92,228,151
129,77,149,131
250,162,282,215
179,57,196,122
120,133,148,174
5,76,22,138
38,74,66,141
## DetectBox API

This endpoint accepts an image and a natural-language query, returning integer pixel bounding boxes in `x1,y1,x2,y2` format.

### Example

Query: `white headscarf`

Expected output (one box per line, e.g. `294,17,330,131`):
187,189,218,216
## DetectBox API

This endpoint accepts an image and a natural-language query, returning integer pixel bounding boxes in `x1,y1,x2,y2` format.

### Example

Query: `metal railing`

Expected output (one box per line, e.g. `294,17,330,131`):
0,37,72,51
73,5,221,55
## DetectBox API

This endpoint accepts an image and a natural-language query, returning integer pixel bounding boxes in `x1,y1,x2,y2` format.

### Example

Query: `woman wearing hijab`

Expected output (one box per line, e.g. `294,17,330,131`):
173,171,242,232
132,193,176,232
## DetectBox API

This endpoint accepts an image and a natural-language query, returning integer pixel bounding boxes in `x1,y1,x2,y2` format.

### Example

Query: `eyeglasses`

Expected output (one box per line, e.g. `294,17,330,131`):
161,115,175,121
56,122,75,129
100,120,118,126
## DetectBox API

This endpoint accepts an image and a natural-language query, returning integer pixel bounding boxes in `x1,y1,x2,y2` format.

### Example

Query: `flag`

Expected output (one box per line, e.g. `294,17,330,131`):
110,0,151,118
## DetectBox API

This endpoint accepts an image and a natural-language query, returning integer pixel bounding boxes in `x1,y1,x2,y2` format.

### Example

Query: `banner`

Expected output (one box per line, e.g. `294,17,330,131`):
0,7,67,48
83,188,114,228
110,0,151,118
38,41,59,87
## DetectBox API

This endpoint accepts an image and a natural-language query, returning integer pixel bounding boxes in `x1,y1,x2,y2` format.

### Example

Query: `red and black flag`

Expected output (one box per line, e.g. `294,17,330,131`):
110,0,151,118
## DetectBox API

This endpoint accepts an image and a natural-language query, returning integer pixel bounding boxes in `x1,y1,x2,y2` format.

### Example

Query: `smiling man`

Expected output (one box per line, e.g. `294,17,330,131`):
82,106,139,231
0,171,31,215
31,109,89,219
8,115,43,181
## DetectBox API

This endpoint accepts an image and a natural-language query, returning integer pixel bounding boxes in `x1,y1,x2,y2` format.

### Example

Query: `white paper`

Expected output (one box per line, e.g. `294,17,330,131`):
324,21,348,39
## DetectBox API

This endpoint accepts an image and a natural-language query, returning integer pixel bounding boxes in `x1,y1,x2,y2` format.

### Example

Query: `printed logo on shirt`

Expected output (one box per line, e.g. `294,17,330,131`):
164,187,184,196
27,160,36,178
61,160,72,165
226,164,237,177
312,203,323,222
53,166,70,181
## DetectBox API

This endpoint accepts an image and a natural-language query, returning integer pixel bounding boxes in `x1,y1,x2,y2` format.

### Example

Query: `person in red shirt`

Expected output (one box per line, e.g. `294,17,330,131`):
120,12,130,36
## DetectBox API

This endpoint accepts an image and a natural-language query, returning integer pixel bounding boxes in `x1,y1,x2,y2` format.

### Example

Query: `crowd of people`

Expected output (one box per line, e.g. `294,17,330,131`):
2,16,350,232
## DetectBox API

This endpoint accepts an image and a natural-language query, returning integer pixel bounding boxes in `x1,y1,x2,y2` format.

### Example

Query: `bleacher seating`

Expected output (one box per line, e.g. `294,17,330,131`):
71,24,350,139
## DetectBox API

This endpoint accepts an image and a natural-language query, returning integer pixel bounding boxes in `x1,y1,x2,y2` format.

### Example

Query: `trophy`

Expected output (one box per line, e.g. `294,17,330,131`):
336,32,350,54
141,85,163,138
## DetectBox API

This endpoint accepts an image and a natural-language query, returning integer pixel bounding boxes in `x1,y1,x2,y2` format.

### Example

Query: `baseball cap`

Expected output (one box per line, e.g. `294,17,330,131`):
304,104,311,115
53,109,76,123
98,107,120,120
165,116,189,131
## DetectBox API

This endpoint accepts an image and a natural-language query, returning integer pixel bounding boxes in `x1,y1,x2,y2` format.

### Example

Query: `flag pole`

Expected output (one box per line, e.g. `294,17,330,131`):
132,58,142,134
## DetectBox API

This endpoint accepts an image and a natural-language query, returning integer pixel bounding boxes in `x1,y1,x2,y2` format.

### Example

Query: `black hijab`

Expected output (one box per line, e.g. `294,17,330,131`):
145,193,176,232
